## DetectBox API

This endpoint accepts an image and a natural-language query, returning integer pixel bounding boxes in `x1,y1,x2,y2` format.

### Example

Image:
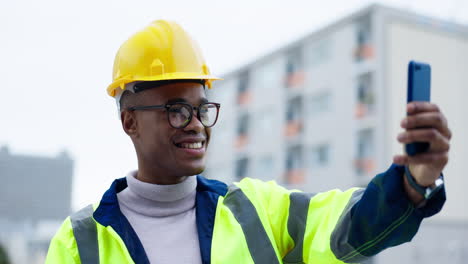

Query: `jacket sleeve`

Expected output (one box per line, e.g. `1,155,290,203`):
239,164,445,264
45,218,80,264
329,164,446,263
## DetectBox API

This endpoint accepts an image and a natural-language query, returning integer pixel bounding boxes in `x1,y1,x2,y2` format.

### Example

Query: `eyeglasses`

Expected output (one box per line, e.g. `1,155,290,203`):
128,102,221,129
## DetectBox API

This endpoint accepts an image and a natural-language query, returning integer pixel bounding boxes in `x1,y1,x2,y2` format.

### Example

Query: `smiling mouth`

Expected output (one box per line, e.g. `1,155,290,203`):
174,141,205,149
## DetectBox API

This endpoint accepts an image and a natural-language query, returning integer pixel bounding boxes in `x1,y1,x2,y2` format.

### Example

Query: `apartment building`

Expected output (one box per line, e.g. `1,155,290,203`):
206,4,468,263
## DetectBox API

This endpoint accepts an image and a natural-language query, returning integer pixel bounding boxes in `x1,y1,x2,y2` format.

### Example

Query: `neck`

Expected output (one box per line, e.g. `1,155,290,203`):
136,157,188,185
137,165,188,185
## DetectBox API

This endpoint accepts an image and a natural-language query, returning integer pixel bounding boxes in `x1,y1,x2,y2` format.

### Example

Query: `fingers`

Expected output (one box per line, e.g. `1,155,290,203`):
397,102,451,162
407,102,440,115
397,128,450,152
396,103,451,185
401,112,452,139
393,152,449,166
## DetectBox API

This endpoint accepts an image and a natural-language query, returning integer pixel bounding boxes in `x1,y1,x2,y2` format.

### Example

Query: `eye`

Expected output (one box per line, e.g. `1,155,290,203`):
168,107,183,113
199,107,209,114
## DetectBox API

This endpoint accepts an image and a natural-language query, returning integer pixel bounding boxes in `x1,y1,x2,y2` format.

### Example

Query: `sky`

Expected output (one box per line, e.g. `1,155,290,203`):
1,0,467,210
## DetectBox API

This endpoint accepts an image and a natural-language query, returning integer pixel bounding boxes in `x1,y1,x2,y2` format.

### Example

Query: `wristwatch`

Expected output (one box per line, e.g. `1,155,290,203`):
404,166,444,200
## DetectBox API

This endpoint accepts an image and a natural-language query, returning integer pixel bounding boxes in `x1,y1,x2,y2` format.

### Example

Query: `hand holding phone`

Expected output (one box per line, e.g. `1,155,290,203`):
405,61,431,156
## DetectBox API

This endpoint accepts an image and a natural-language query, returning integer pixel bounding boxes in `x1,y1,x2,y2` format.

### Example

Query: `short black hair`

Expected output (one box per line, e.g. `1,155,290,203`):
132,79,206,93
119,90,141,111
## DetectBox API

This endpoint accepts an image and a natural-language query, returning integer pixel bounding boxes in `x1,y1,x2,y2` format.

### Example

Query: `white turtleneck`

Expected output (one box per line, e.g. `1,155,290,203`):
117,172,201,264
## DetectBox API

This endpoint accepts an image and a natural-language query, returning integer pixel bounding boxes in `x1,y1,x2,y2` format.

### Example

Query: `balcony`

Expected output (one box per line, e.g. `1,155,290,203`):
355,17,373,62
355,73,374,119
285,46,305,89
285,70,306,89
354,44,375,61
355,128,375,176
237,71,251,106
237,90,252,106
235,113,250,150
285,145,304,184
284,120,303,138
234,134,249,150
285,96,303,138
285,168,305,184
354,158,376,176
355,103,372,119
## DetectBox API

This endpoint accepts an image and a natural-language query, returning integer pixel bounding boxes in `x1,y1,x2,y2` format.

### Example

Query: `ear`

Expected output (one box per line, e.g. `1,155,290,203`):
121,110,138,137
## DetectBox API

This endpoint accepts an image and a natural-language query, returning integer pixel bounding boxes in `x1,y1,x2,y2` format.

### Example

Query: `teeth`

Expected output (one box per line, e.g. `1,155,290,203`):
180,142,203,149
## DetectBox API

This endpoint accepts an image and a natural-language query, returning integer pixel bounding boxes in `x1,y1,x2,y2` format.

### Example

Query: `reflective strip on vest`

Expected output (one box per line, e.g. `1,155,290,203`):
70,204,99,264
283,192,316,264
223,186,280,264
330,189,368,263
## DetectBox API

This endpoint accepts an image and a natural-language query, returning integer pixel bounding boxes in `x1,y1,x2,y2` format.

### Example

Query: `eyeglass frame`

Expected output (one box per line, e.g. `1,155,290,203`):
127,102,221,129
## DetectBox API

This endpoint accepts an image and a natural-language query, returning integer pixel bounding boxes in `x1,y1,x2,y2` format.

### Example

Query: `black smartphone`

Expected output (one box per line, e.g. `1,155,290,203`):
405,60,431,156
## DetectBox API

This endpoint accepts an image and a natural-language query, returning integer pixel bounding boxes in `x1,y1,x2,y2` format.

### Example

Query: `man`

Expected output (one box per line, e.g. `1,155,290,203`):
46,20,450,264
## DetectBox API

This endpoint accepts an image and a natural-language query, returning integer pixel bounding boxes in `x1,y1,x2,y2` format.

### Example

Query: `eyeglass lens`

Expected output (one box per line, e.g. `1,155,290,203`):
168,103,218,128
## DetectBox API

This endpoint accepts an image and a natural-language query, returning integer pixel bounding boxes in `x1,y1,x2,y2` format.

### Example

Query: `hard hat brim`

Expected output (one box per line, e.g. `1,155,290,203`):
107,74,222,97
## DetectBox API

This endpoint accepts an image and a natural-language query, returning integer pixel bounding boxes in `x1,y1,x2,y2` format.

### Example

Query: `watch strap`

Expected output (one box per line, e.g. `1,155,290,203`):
404,166,444,200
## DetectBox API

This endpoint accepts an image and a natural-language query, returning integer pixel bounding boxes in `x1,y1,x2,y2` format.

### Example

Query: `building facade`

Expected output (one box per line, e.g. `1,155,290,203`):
206,4,468,263
0,146,74,264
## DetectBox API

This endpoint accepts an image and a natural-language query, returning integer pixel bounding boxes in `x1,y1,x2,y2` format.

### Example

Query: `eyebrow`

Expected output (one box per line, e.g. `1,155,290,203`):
166,97,209,104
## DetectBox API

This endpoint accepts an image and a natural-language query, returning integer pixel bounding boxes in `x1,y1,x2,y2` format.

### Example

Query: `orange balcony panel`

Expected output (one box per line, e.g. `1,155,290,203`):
286,169,305,184
286,71,306,88
354,158,376,174
235,134,248,150
354,44,375,60
284,121,302,137
360,44,374,59
237,91,252,105
355,103,368,119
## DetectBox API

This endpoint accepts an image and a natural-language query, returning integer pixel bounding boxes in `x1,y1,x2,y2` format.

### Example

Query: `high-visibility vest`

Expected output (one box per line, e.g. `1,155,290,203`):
45,165,445,264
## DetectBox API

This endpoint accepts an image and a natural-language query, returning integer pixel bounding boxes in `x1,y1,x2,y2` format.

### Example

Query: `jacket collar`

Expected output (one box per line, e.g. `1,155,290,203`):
93,175,228,264
195,176,228,264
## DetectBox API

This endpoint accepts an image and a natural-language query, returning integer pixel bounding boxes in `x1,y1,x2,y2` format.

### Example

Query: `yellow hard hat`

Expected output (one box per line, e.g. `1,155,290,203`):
107,20,221,97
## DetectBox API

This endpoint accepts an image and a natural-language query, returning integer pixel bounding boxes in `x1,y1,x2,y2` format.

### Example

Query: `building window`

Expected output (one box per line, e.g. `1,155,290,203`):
285,96,303,137
204,162,233,183
285,145,304,184
255,156,274,181
309,92,331,116
355,129,375,176
354,16,374,61
237,71,252,105
235,113,249,149
255,108,275,146
286,96,303,121
310,144,330,168
285,47,305,88
356,73,374,118
207,78,237,108
237,113,249,135
235,157,249,180
305,38,332,68
252,57,284,93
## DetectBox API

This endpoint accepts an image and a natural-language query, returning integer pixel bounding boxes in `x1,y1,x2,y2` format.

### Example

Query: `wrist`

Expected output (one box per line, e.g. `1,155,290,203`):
403,172,425,206
407,165,438,187
404,166,444,200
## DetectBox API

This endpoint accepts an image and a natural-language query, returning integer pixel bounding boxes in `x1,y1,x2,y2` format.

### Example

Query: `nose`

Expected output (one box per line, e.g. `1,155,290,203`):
183,109,204,133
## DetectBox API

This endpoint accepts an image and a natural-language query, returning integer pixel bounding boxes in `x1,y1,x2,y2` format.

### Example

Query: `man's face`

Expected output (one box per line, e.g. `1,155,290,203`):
125,82,212,182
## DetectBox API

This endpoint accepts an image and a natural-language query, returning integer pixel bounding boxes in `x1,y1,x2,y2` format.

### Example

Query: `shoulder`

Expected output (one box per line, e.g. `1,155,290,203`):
196,175,229,196
47,216,79,260
234,177,291,194
226,178,294,209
